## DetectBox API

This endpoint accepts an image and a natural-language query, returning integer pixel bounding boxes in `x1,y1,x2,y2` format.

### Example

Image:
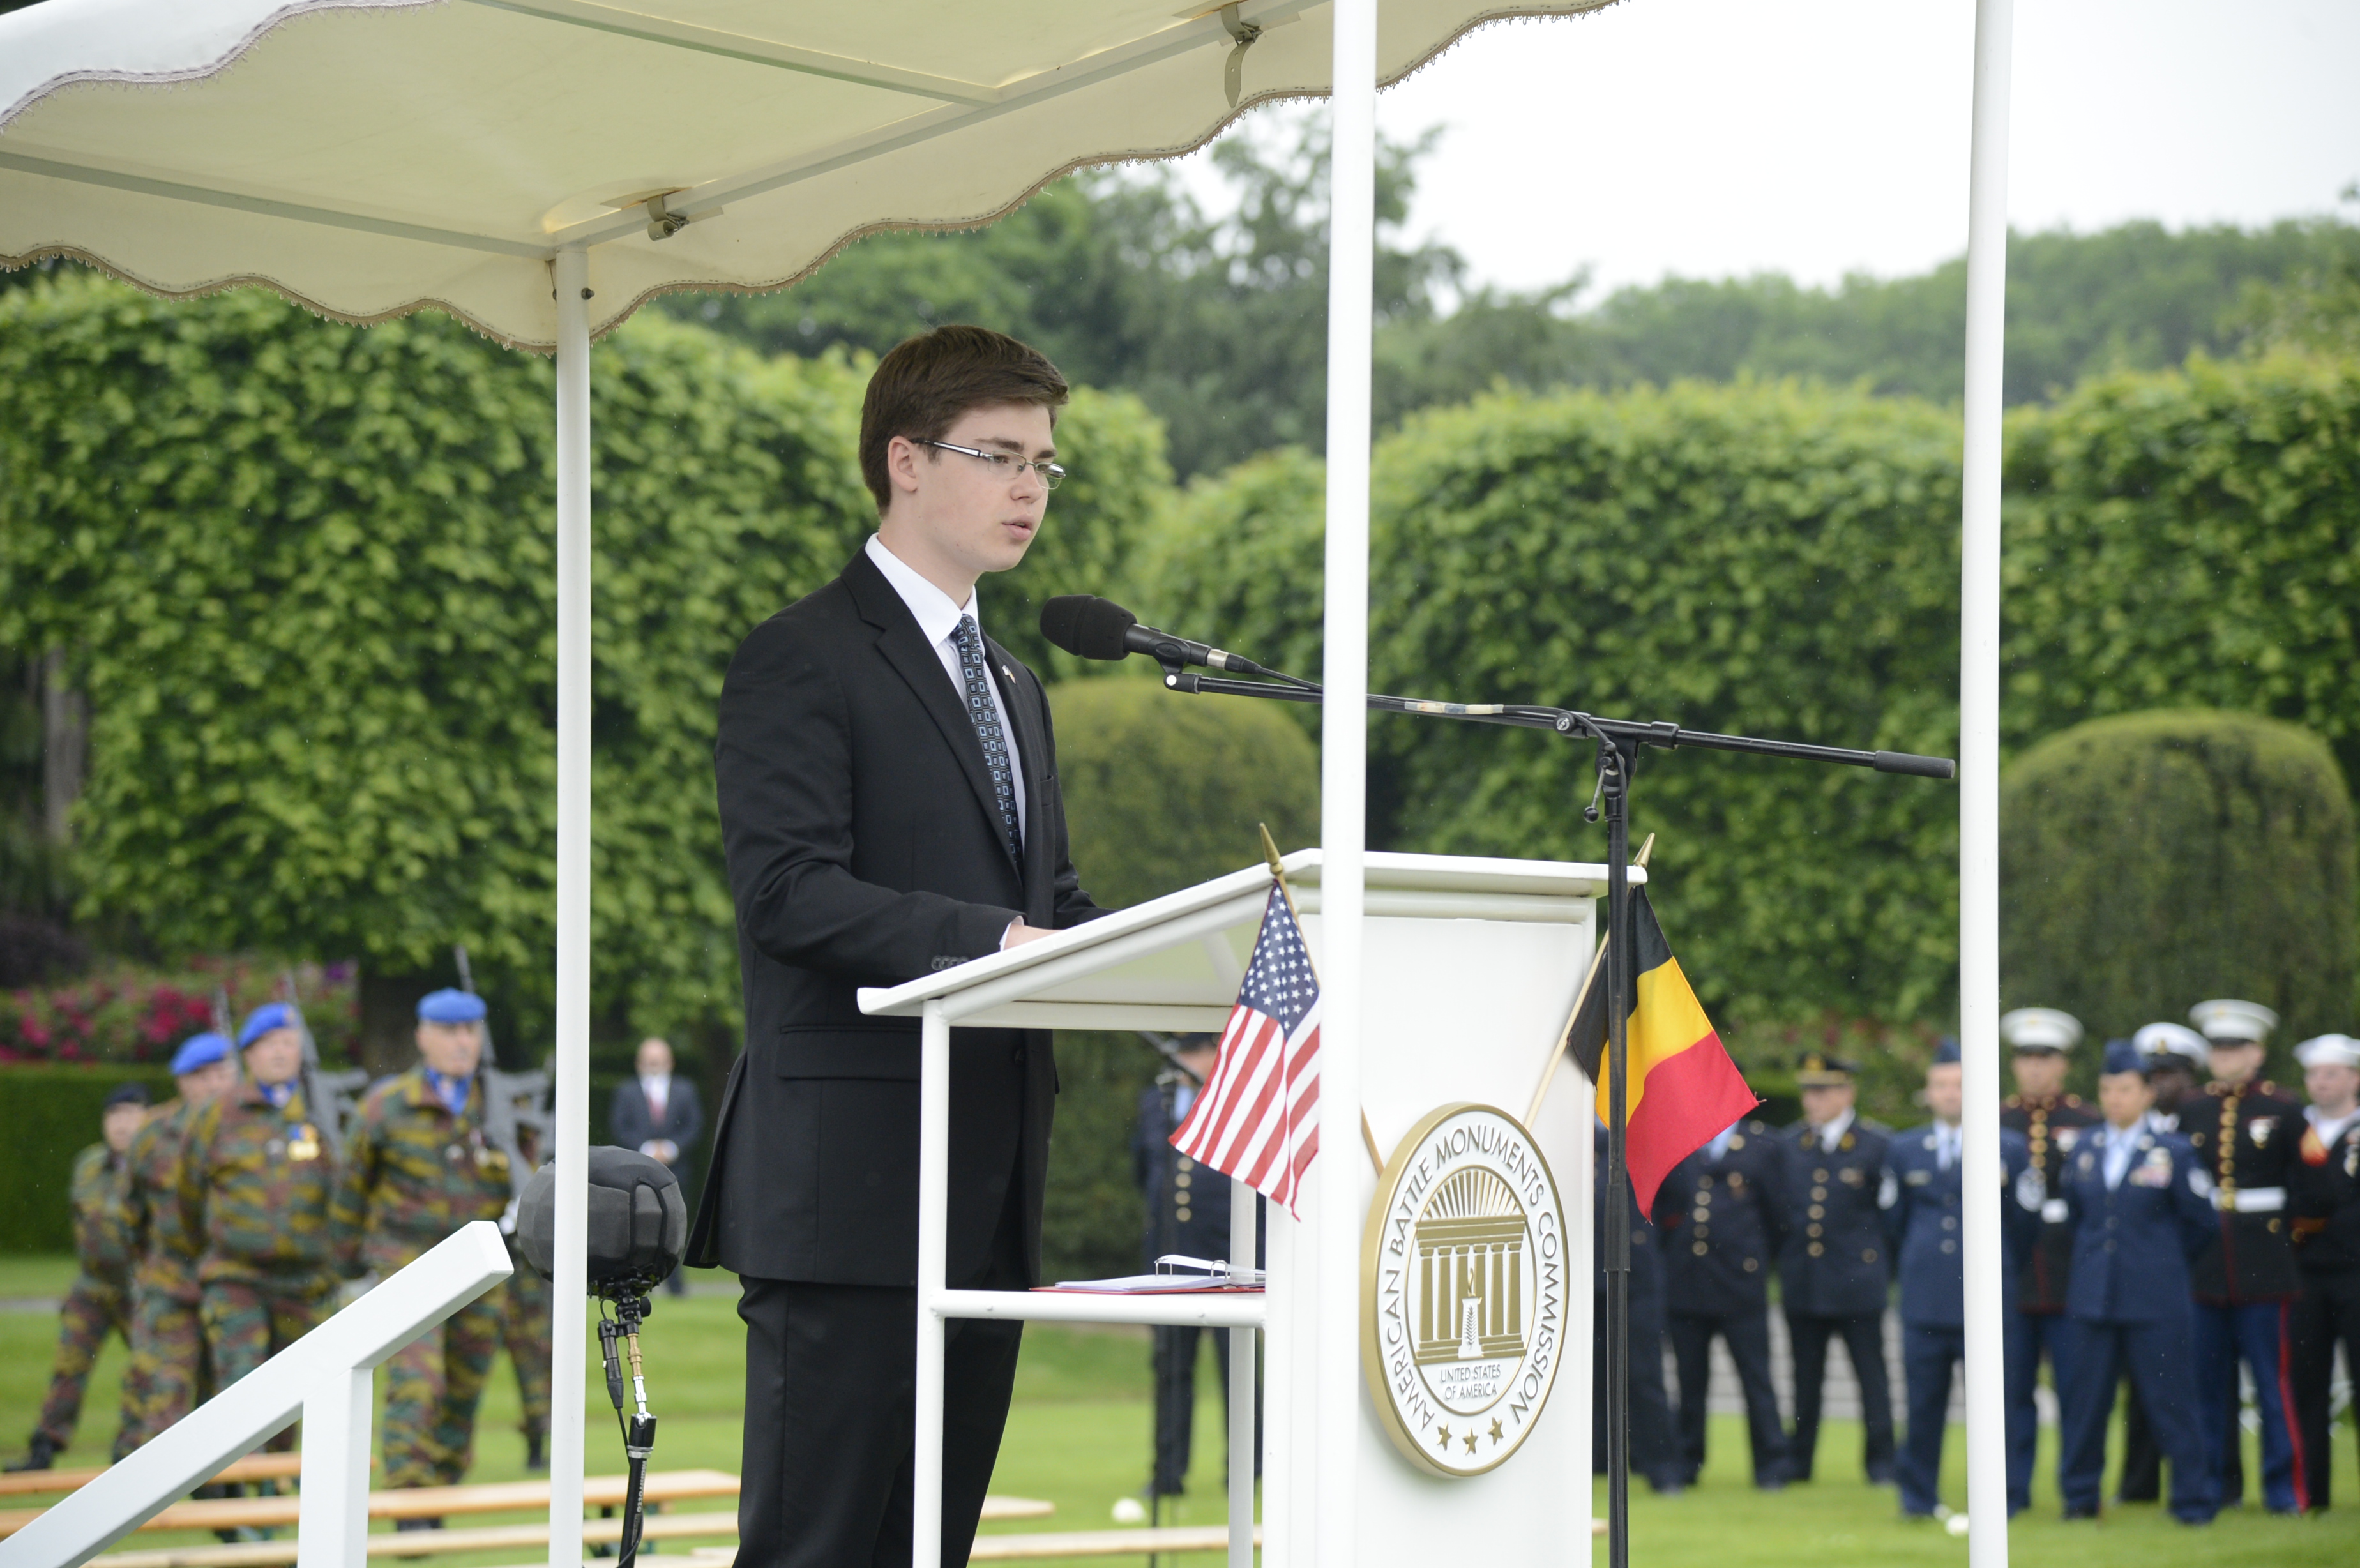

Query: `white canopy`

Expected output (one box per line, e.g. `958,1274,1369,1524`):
0,0,1610,347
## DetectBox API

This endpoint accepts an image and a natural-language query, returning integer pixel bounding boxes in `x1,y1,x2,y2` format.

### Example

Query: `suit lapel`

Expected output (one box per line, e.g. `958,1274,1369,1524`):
843,552,1022,876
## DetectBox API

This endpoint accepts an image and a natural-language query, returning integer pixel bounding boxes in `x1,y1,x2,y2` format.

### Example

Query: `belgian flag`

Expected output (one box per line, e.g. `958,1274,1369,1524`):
1570,889,1759,1211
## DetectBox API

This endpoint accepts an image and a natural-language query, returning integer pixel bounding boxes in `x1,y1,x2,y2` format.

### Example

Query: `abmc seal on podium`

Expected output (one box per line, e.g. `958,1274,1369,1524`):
1363,1103,1568,1476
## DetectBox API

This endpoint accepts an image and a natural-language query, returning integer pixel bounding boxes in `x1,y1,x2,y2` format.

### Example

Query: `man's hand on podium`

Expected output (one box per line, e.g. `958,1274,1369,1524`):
1001,919,1056,951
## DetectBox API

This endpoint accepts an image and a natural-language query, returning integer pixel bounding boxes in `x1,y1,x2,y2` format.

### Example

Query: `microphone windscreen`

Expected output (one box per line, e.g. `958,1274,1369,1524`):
1040,595,1137,660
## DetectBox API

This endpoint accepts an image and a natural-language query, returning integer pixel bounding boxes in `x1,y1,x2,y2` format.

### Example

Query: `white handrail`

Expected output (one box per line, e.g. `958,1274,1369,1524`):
0,1222,513,1568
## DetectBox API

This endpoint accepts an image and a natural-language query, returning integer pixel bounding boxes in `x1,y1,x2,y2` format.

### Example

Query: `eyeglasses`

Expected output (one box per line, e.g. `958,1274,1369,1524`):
916,439,1067,490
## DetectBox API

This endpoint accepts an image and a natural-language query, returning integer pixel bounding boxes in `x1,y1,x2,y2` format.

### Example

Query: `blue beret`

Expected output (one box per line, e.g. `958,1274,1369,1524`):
417,988,487,1025
1932,1036,1961,1066
2101,1039,2146,1077
104,1083,150,1110
238,1002,295,1049
170,1033,231,1076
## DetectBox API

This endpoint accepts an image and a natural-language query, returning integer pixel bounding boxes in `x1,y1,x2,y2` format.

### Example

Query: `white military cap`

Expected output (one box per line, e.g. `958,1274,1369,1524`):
2000,1007,2083,1053
2133,1021,2211,1071
2294,1034,2360,1070
2188,998,2279,1044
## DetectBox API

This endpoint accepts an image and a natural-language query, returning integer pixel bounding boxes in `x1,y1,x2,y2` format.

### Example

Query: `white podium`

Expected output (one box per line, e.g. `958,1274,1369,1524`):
861,850,1631,1566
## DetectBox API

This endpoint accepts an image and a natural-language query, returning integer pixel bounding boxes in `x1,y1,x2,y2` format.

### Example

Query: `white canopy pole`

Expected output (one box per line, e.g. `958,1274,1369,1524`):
548,243,593,1568
1317,2,1375,1564
1958,0,2014,1560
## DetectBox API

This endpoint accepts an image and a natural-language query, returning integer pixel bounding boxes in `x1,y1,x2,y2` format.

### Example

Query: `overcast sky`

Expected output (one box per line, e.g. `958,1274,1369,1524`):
1170,0,2360,299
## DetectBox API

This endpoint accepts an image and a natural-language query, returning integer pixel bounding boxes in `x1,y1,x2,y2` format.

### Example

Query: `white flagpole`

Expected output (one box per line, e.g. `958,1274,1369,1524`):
548,245,593,1568
1317,1,1376,1565
1958,0,2014,1561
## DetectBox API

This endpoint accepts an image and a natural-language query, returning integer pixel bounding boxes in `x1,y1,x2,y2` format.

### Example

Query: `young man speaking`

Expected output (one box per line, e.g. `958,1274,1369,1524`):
690,326,1110,1567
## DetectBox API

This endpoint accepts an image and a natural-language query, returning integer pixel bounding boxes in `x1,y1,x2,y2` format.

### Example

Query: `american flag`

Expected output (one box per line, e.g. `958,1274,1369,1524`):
1169,884,1323,1214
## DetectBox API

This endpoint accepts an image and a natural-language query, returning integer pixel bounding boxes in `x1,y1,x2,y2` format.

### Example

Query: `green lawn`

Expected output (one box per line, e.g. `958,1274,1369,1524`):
3,1260,2355,1566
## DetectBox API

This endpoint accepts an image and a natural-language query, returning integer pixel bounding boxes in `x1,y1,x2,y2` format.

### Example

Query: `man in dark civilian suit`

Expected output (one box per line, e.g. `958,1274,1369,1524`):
1595,1126,1684,1493
686,326,1111,1568
1997,1007,2099,1504
1882,1037,2037,1519
2054,1040,2218,1524
1778,1052,1895,1485
611,1037,705,1295
1652,1113,1792,1489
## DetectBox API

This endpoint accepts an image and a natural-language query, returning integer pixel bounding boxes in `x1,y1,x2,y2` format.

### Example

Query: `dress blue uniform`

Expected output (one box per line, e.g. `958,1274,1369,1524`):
2055,1041,2220,1523
1132,1069,1260,1496
1882,1085,2036,1517
1998,1007,2099,1505
1652,1117,1792,1488
1778,1077,1895,1484
2182,995,2308,1514
2288,1033,2360,1511
1594,1127,1683,1492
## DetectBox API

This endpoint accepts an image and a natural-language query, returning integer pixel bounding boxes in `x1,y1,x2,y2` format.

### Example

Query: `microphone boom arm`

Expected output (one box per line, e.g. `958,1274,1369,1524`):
1154,665,1955,780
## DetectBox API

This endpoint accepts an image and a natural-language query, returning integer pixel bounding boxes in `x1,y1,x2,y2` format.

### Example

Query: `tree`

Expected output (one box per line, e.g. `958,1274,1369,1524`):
2000,710,2356,1044
665,117,1460,480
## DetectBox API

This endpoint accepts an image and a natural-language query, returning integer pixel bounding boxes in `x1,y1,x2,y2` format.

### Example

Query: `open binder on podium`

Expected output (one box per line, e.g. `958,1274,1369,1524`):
859,849,1618,1567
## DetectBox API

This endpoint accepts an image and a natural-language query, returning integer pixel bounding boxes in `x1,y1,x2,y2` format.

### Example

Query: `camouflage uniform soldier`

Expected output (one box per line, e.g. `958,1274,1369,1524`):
331,989,510,1507
495,1106,552,1472
116,1035,239,1448
181,1005,341,1412
500,1243,552,1472
6,1085,150,1470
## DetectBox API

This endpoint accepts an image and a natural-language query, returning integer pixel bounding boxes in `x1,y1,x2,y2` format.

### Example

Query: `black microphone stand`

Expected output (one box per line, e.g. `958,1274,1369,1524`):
1147,657,1952,1568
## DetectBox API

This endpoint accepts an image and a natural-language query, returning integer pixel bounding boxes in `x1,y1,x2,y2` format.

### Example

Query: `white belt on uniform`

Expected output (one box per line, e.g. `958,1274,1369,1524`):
2213,1186,2285,1213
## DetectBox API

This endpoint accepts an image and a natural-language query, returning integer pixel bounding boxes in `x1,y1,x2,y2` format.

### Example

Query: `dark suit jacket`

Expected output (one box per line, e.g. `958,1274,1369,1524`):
1651,1119,1791,1318
686,548,1107,1287
1776,1115,1893,1319
611,1076,705,1170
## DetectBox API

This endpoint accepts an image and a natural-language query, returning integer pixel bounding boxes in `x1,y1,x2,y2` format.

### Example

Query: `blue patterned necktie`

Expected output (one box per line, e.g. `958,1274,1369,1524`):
953,615,1022,861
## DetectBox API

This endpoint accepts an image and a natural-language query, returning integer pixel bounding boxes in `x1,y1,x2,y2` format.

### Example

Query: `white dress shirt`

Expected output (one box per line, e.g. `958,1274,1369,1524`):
2308,1104,2359,1150
637,1072,676,1160
2101,1123,2140,1190
1811,1107,1856,1153
1932,1120,1962,1170
864,534,1027,837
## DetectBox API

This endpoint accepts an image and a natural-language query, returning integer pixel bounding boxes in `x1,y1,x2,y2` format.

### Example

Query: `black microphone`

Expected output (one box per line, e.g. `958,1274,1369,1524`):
1039,595,1278,677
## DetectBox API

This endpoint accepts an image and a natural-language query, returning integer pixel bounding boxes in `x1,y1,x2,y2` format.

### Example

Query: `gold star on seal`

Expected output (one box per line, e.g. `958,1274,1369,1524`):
1489,1419,1504,1445
1434,1424,1451,1450
1463,1429,1478,1454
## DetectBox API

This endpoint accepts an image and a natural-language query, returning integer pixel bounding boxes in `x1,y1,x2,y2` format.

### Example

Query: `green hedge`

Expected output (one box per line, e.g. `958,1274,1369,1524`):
0,276,1170,1060
1,1065,176,1255
1036,679,1319,1281
2002,352,2360,790
1140,381,1968,1028
2001,709,2357,1046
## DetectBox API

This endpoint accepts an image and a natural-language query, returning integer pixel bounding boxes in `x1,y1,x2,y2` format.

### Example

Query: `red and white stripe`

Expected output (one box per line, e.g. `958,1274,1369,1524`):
1170,990,1323,1214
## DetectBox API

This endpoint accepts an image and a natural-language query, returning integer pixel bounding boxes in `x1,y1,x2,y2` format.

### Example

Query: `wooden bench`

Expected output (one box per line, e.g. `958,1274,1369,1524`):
0,1470,743,1539
0,1454,306,1501
79,1492,1055,1568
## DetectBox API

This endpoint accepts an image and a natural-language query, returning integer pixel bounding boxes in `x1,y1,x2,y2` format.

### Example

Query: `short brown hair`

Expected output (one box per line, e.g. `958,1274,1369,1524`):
859,324,1069,514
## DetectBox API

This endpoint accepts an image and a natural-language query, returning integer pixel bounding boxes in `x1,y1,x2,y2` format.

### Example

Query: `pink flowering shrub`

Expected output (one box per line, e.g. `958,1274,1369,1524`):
0,957,359,1066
